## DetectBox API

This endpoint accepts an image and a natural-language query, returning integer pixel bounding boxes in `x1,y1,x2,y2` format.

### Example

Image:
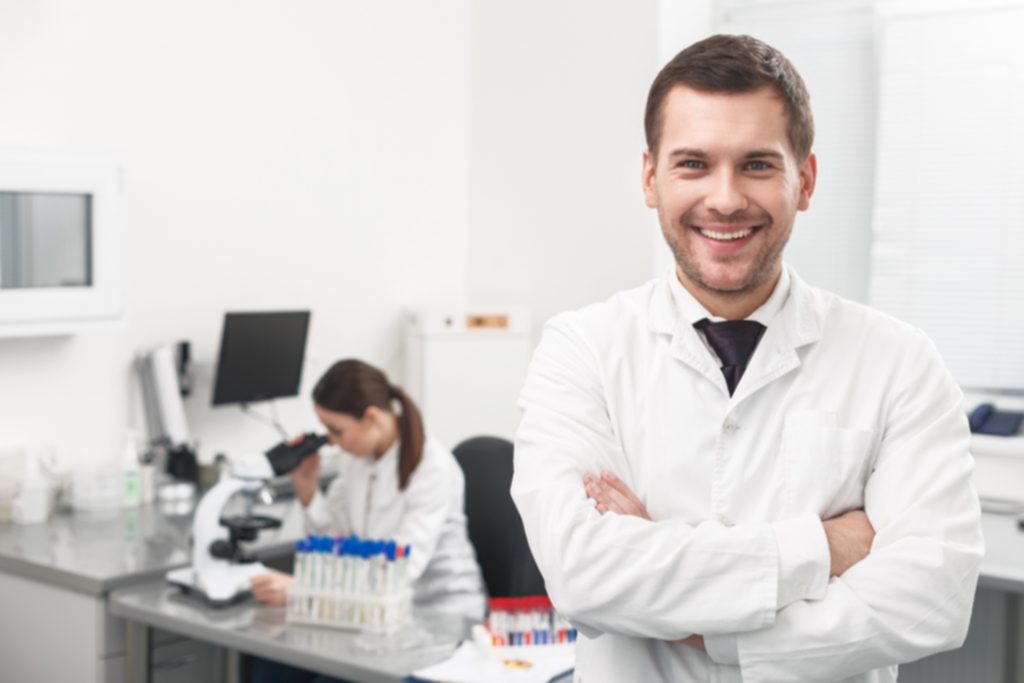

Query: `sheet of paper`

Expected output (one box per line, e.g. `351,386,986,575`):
412,639,574,683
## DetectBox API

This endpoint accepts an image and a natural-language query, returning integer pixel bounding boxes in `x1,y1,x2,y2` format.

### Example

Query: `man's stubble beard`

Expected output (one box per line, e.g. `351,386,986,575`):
659,206,791,298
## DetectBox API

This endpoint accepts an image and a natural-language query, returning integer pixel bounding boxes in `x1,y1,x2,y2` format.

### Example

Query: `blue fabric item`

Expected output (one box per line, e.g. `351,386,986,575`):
977,410,1024,436
968,403,1024,436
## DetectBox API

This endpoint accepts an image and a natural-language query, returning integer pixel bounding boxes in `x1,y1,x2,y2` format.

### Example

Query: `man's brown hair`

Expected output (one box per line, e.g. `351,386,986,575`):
644,34,814,161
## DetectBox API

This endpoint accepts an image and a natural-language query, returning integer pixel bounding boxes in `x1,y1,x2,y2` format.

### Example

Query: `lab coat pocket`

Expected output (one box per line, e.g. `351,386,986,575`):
782,410,876,519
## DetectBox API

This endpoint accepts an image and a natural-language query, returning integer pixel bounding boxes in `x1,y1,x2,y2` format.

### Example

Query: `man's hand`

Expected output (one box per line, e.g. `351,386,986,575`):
250,570,295,606
585,473,704,651
583,470,651,520
822,509,876,577
584,471,708,650
679,634,705,650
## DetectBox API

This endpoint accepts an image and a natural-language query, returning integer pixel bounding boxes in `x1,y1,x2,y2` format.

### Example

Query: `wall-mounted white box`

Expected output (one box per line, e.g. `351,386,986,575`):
0,152,122,337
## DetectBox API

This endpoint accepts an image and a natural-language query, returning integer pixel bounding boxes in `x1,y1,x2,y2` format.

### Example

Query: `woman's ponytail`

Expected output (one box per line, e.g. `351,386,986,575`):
390,384,424,490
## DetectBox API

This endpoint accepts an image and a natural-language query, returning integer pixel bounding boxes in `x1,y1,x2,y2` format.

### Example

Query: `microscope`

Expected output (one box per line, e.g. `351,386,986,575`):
166,433,327,607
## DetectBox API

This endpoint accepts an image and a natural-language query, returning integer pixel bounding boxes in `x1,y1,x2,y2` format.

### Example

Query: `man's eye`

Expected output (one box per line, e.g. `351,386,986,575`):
679,159,704,170
746,160,770,171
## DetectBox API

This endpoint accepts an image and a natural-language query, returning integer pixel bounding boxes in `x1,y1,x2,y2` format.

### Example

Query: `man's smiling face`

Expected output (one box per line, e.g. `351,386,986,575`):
643,85,816,300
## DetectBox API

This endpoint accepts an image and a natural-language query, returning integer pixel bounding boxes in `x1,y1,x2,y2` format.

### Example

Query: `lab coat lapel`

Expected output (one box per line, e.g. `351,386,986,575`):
732,268,829,403
647,273,731,393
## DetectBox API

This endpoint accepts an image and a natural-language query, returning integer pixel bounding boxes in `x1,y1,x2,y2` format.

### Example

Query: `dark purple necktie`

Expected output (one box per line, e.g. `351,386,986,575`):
694,319,767,396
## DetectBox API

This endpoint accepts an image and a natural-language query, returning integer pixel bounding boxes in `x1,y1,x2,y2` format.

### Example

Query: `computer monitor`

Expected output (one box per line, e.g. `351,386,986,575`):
211,311,311,406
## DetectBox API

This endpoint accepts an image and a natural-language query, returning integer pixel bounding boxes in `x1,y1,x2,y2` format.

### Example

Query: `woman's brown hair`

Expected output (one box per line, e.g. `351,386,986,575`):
312,359,425,490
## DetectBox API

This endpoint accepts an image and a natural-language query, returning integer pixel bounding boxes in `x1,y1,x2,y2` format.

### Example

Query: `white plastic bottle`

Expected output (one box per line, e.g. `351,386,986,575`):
12,454,49,524
122,430,141,508
138,457,156,505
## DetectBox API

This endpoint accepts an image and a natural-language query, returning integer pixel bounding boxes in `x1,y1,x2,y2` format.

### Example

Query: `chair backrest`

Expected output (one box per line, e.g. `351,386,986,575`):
453,435,546,598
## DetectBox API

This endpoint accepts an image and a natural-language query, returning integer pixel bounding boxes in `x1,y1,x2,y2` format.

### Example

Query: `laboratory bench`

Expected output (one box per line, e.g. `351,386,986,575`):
0,498,303,683
109,581,469,683
4,504,1024,683
977,511,1024,593
100,512,1024,683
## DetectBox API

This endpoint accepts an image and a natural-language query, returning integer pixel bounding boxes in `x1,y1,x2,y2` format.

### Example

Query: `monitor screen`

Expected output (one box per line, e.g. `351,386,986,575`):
212,311,311,406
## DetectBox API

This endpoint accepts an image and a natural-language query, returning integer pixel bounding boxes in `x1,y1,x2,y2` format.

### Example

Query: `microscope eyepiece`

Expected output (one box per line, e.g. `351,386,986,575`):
265,433,328,476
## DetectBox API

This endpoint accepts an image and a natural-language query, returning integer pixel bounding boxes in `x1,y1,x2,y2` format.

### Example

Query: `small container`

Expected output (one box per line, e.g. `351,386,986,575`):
122,431,140,508
70,469,123,515
13,482,49,524
157,481,196,516
0,477,17,522
13,454,50,524
0,446,27,522
139,462,156,505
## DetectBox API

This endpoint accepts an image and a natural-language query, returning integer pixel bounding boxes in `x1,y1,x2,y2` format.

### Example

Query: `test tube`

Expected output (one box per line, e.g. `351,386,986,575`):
385,541,397,597
332,537,343,619
489,599,506,646
307,537,319,618
317,536,330,618
290,540,304,618
317,537,330,619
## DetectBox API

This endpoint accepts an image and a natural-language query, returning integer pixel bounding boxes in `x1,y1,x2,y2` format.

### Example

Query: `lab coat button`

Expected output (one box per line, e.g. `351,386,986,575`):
722,421,739,435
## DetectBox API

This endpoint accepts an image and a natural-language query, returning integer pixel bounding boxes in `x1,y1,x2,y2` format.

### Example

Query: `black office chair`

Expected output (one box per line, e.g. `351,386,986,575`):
453,436,546,598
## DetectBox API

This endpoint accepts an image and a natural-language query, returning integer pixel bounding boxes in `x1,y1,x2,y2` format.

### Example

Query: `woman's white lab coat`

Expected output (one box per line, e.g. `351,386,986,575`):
303,436,486,620
512,266,983,683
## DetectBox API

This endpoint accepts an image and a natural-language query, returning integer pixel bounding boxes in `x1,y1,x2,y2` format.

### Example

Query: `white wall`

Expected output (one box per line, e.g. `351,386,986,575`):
653,0,717,275
466,0,661,333
0,0,884,470
717,0,877,303
0,0,471,465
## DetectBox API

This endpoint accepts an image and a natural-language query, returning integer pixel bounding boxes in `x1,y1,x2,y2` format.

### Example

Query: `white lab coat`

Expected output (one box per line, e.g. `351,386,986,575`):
303,436,486,620
512,265,983,683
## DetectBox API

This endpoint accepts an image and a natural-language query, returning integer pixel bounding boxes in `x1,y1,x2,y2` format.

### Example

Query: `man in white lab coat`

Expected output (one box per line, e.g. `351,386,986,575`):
512,34,983,683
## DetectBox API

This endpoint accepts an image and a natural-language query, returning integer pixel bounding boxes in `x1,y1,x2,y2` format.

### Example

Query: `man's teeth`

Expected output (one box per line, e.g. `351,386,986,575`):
698,227,754,241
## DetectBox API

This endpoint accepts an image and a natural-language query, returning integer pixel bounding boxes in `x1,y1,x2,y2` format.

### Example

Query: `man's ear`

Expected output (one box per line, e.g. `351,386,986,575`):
642,149,659,209
797,153,817,211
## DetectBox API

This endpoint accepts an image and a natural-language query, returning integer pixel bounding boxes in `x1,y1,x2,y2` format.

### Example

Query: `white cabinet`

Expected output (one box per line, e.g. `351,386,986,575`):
0,569,124,683
404,308,531,449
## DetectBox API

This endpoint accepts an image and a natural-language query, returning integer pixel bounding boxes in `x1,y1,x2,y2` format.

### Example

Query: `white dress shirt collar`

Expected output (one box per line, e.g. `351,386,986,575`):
668,265,792,326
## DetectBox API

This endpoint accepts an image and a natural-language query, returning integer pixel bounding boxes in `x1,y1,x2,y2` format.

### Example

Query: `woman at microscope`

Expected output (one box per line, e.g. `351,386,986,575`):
248,357,486,615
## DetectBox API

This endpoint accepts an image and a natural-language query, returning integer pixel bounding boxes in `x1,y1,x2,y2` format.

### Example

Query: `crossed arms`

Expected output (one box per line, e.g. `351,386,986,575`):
584,470,876,653
511,319,984,682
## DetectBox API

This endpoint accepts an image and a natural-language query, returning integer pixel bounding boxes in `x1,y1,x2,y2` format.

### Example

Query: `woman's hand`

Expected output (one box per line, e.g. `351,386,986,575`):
250,570,295,606
289,434,322,506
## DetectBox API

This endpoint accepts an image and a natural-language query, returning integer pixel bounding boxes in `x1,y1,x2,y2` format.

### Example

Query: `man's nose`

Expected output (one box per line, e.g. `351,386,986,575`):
704,170,748,216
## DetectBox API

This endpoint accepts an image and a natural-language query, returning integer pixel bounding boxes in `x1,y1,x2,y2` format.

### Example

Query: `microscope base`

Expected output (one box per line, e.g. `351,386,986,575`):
166,562,269,608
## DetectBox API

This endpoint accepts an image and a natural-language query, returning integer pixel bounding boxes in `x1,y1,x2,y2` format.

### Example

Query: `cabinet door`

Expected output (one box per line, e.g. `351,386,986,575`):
0,570,104,683
152,636,223,683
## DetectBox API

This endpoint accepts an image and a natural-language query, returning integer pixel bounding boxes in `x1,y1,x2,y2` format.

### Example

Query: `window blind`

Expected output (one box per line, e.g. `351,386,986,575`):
870,3,1024,389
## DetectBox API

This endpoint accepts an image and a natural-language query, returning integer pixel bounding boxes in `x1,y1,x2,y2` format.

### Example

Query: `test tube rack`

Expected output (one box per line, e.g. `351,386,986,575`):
286,535,413,635
473,596,577,655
